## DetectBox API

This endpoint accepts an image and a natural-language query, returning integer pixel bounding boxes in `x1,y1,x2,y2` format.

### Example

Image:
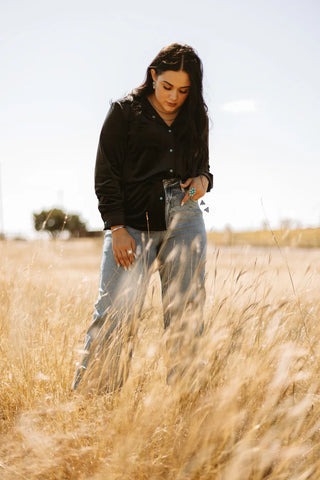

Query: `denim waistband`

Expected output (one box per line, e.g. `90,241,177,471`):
162,178,182,189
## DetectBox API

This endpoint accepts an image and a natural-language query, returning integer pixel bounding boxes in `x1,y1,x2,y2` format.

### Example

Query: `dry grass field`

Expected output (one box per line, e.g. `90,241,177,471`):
207,227,320,249
1,238,320,479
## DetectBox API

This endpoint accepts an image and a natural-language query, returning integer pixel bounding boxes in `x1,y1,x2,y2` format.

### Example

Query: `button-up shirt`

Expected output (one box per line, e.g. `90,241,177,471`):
95,94,213,231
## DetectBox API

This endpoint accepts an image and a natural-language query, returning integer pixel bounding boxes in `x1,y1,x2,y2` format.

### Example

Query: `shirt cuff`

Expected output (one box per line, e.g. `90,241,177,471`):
102,211,126,230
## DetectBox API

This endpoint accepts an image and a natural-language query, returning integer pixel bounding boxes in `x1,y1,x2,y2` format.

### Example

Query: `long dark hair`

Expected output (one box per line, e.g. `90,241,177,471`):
133,43,208,166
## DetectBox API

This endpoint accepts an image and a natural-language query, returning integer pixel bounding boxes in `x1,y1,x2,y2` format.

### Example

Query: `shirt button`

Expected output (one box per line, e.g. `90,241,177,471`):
152,115,156,119
168,129,172,133
169,148,173,152
159,196,163,200
169,169,173,173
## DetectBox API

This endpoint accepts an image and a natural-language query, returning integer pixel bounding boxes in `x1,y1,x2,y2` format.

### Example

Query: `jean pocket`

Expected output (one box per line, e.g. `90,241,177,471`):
184,198,200,209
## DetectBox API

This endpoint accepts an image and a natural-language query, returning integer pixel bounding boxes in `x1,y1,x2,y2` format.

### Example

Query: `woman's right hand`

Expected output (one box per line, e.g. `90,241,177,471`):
111,227,136,269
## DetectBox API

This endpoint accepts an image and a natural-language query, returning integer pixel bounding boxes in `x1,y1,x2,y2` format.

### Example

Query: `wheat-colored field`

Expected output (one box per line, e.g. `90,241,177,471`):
1,238,320,479
207,227,320,249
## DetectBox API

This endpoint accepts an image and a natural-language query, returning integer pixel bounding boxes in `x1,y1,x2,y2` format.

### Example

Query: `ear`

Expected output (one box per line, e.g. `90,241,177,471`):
150,68,157,81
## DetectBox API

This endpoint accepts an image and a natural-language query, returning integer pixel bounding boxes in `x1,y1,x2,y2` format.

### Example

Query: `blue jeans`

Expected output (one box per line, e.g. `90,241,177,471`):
72,180,207,390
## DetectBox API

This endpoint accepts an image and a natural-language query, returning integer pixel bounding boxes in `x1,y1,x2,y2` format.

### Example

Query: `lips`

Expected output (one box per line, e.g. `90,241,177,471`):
167,102,177,108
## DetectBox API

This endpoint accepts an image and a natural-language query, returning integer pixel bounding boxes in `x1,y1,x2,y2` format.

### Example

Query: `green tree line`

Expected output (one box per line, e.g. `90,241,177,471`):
33,209,87,238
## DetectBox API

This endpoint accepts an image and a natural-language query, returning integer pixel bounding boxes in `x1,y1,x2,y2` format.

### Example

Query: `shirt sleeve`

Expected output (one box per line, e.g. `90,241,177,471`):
196,119,213,192
94,101,129,228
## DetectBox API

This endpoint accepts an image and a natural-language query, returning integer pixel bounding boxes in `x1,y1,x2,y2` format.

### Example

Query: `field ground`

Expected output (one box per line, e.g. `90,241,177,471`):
208,226,320,248
1,238,320,479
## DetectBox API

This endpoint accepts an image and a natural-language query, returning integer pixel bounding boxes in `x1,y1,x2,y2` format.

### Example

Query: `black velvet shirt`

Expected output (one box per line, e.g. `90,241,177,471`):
94,94,213,231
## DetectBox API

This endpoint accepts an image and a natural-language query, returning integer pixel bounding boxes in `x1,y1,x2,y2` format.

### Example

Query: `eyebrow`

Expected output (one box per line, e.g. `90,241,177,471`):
162,80,191,89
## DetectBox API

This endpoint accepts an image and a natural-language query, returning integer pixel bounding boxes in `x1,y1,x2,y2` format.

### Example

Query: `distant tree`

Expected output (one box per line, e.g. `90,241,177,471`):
33,209,87,238
33,209,66,238
65,213,87,238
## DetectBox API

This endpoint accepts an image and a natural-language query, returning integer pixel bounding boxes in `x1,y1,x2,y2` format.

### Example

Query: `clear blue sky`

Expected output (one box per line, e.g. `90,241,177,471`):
1,0,319,236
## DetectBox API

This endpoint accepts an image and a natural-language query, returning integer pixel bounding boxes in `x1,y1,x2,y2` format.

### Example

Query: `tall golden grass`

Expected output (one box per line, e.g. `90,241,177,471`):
208,227,320,249
0,238,320,479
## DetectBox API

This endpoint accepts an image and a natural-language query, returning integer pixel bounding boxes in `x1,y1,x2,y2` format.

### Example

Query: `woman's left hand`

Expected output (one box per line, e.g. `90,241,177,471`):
180,175,209,206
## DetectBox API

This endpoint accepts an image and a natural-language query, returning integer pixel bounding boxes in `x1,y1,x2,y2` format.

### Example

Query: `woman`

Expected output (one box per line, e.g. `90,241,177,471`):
72,43,213,392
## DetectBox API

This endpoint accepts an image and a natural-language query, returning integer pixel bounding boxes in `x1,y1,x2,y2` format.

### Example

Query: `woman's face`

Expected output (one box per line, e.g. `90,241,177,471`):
150,69,191,114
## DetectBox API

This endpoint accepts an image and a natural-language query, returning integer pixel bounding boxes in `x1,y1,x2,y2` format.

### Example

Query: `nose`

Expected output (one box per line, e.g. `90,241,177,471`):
169,89,178,100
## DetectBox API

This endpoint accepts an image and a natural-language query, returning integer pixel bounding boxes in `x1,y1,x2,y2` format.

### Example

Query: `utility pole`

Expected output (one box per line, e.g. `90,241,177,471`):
0,162,4,238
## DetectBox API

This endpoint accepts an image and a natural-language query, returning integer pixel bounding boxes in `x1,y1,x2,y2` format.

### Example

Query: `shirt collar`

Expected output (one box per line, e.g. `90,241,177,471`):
139,94,185,129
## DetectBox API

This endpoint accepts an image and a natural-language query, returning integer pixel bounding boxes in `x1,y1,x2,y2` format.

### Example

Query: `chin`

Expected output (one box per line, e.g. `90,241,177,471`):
166,104,180,113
